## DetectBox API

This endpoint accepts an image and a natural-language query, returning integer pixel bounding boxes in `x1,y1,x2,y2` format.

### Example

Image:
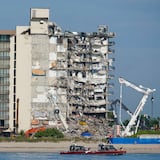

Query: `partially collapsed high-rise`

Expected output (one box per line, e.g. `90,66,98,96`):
0,8,115,136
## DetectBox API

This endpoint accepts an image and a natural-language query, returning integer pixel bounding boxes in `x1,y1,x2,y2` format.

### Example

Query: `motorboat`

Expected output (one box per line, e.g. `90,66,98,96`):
60,144,89,154
60,143,126,155
89,143,126,155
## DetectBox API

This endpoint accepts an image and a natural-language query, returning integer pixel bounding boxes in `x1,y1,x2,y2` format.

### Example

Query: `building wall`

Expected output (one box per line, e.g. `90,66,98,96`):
0,34,10,131
9,35,15,132
31,34,50,126
16,26,32,131
0,31,16,133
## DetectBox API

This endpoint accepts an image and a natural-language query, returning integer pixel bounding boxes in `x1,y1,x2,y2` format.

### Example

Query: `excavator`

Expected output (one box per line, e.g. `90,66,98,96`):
25,91,68,137
25,126,46,137
110,99,133,125
118,77,156,136
47,91,68,131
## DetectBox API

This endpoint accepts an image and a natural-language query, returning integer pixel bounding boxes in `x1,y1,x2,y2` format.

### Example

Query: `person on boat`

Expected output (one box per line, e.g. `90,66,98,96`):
69,144,87,152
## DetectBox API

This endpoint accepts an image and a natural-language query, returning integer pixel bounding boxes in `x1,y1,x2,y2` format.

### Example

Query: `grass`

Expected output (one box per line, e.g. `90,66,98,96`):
0,135,106,143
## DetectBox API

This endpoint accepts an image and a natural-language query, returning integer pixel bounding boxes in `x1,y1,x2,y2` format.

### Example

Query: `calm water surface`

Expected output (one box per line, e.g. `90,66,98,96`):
0,153,159,160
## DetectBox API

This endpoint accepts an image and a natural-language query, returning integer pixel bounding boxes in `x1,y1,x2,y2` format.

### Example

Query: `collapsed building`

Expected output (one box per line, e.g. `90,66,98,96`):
0,8,115,136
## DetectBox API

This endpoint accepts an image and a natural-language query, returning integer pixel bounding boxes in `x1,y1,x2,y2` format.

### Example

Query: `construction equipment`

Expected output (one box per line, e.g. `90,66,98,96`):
110,99,133,124
118,77,156,136
47,92,68,131
25,126,46,137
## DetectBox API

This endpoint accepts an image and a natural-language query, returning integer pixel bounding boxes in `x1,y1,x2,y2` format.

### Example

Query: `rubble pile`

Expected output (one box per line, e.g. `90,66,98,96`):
64,114,112,138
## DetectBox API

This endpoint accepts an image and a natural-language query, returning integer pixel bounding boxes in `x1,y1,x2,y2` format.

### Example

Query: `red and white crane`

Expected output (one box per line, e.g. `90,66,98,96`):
118,77,156,136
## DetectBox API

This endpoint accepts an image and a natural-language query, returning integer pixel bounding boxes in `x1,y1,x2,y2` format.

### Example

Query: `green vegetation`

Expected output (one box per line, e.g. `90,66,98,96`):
34,128,64,138
138,116,160,130
137,130,160,135
0,128,65,142
131,130,160,138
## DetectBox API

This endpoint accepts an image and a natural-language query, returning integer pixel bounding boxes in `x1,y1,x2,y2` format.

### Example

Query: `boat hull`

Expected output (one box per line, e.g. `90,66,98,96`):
60,150,126,155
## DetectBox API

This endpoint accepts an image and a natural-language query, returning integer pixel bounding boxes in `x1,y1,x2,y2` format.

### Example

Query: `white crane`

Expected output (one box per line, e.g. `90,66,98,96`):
118,77,156,136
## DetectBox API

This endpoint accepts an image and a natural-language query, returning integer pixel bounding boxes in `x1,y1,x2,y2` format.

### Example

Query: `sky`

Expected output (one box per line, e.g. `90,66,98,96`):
0,0,160,119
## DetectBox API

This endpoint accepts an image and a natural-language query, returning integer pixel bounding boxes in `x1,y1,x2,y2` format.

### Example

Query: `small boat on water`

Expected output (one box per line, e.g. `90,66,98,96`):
60,143,126,155
60,144,88,155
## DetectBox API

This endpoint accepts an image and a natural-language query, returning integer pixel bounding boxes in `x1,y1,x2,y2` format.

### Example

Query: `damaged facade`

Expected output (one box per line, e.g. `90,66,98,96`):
0,8,115,136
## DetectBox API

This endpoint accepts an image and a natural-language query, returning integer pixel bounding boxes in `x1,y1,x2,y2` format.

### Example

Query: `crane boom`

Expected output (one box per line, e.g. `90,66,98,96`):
119,77,152,94
118,77,156,136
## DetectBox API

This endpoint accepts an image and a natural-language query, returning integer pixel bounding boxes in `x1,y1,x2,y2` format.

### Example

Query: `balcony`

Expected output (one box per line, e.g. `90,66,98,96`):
0,90,9,94
0,74,10,78
0,56,10,60
0,64,10,69
0,99,9,103
0,48,10,52
108,66,115,71
108,41,115,46
108,48,115,54
108,32,116,38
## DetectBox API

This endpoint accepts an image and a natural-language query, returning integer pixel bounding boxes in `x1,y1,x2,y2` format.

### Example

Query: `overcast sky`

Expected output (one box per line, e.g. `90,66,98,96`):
1,0,160,119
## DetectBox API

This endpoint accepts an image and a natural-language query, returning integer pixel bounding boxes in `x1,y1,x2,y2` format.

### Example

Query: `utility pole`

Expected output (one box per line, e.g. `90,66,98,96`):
16,98,19,134
151,94,154,118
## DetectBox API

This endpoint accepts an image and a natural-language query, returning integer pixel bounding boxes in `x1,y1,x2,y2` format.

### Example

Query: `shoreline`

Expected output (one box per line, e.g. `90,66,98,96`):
0,142,159,153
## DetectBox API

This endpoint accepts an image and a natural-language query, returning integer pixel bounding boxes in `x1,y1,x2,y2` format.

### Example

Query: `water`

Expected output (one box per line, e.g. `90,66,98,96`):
0,153,159,160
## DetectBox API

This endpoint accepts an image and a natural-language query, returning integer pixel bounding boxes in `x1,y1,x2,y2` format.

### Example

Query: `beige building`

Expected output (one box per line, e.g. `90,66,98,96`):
0,30,15,134
0,8,115,135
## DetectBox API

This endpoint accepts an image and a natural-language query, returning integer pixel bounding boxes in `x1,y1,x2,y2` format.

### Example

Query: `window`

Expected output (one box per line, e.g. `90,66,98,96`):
0,120,4,127
0,35,10,42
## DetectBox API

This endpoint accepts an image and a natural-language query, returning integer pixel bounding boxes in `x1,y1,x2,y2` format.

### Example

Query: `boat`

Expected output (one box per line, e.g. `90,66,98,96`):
60,143,126,155
90,143,126,155
60,144,89,154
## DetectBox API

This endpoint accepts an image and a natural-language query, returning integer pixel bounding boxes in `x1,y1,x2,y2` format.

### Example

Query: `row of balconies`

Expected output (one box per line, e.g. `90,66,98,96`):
0,48,10,52
83,107,106,114
0,64,10,69
71,57,102,63
0,99,9,103
0,115,9,120
71,80,114,90
0,56,10,60
69,46,114,54
0,74,10,78
0,90,9,94
0,82,10,85
0,108,9,112
65,30,115,38
75,31,116,39
70,98,106,107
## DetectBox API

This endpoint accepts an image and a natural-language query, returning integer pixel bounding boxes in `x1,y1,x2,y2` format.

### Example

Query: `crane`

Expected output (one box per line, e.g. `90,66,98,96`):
110,99,133,124
118,77,156,136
